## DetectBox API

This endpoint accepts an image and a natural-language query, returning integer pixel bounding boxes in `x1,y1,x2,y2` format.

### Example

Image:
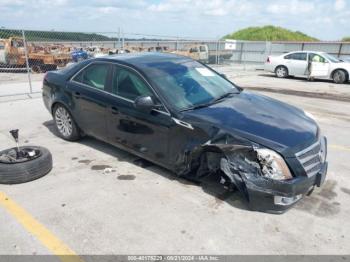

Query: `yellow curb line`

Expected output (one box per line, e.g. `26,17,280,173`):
0,192,84,262
329,144,350,152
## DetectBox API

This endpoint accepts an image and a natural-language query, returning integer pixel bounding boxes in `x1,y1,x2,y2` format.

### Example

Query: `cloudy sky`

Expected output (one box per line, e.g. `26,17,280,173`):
0,0,349,40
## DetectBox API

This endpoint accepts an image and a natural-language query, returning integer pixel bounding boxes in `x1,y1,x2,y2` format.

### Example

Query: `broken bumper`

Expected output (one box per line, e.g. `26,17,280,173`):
245,161,328,214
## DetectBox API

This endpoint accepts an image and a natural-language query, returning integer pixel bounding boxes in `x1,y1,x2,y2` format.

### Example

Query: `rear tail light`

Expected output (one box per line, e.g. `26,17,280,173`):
266,56,271,63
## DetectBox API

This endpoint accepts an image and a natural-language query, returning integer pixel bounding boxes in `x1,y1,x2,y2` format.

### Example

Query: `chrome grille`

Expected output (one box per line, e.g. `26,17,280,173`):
295,138,326,177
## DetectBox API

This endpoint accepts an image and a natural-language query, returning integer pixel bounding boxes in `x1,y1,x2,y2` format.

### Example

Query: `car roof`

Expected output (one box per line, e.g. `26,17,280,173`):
95,52,192,69
286,51,325,54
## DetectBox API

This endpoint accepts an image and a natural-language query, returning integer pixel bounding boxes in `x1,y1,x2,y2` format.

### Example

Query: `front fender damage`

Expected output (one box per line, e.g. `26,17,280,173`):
177,133,303,213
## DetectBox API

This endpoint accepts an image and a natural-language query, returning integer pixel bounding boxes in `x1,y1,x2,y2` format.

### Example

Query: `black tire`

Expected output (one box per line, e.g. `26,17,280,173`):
333,70,347,84
31,65,42,73
53,104,81,141
0,146,52,184
275,66,289,78
40,64,58,73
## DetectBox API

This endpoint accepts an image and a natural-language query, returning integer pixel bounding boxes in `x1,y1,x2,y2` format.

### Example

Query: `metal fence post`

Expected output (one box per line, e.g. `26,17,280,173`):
239,42,244,64
22,30,33,94
122,29,125,49
216,40,219,64
338,43,343,58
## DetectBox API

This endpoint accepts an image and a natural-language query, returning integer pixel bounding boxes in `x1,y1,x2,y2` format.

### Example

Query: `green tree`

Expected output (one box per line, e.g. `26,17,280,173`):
223,26,318,41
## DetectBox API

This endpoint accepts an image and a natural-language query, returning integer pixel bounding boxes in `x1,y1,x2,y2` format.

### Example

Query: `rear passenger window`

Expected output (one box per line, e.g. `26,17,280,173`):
73,63,109,90
112,66,153,100
285,53,307,61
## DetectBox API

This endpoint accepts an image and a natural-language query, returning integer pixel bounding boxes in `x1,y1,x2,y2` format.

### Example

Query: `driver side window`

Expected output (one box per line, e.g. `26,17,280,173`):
112,65,154,101
309,53,326,63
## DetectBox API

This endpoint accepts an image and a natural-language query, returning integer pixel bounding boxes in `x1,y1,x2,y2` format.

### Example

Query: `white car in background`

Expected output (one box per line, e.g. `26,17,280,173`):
264,51,350,84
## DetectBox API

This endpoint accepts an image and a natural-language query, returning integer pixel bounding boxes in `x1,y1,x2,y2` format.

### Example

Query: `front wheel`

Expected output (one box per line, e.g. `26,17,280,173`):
275,66,289,78
333,70,347,84
53,104,81,141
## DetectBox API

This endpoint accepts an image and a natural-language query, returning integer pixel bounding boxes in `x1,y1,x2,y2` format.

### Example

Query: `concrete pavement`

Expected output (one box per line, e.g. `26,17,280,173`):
0,92,349,255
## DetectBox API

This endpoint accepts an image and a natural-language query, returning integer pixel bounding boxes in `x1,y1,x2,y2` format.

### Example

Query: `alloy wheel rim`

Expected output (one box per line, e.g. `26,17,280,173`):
334,72,342,82
277,67,286,77
55,107,73,137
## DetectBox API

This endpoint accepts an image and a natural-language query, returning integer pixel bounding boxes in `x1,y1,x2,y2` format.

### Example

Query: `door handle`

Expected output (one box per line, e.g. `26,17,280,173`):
111,106,119,114
73,92,81,99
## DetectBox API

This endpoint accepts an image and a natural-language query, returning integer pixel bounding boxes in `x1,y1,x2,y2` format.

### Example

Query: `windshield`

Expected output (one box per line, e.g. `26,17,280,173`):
145,60,239,111
322,53,341,63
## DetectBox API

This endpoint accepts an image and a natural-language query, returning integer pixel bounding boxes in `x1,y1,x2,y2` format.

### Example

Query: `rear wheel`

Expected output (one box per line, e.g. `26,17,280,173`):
275,66,289,78
53,104,81,141
333,70,347,84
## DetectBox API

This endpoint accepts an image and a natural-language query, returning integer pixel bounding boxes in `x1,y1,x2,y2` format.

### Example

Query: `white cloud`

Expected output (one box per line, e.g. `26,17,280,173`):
0,0,24,6
97,6,119,14
0,0,348,40
266,0,315,15
148,0,253,16
334,0,346,11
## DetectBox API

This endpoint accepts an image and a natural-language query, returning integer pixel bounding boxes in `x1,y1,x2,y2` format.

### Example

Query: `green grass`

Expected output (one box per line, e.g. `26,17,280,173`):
223,25,318,41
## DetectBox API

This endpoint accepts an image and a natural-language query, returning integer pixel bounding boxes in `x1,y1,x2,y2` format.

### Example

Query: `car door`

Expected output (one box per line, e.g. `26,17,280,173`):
106,64,173,166
284,52,308,75
309,53,330,77
68,62,112,140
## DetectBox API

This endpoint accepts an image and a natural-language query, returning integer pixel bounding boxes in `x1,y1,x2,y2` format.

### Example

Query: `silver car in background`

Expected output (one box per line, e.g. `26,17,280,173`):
264,51,350,84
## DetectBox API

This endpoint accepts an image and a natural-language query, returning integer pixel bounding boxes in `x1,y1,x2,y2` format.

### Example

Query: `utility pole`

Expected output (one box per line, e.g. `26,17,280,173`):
22,30,33,94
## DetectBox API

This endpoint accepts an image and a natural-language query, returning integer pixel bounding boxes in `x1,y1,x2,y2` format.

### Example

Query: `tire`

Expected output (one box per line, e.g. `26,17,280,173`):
0,146,52,184
53,104,81,141
31,65,42,73
40,64,57,73
275,66,289,78
333,70,347,84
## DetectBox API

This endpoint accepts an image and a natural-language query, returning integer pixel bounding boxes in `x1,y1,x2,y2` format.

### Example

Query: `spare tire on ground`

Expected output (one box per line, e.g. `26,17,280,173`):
0,146,52,184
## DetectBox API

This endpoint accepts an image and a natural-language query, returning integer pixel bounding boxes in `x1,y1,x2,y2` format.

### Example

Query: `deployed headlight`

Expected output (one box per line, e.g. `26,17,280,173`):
255,148,293,181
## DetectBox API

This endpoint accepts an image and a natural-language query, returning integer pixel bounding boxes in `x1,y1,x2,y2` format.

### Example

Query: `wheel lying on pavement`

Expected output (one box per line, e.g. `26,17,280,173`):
0,146,52,184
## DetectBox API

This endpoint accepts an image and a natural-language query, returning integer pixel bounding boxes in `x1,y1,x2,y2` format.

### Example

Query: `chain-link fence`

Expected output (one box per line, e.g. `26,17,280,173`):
1,28,350,98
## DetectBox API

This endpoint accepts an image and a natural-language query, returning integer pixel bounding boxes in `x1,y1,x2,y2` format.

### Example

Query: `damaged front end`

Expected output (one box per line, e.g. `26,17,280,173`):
183,133,328,214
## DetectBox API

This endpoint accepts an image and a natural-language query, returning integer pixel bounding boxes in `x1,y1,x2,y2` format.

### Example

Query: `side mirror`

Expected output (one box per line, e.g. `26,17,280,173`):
134,95,157,113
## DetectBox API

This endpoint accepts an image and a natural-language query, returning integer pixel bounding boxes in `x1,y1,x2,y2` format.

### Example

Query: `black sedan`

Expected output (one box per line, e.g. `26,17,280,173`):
42,53,328,213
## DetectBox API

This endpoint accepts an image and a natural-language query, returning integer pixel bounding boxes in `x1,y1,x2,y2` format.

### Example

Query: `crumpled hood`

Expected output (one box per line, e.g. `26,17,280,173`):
183,91,318,154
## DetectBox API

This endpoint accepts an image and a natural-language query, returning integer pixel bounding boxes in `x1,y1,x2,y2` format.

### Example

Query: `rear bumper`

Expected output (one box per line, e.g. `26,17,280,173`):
245,161,328,213
264,63,275,73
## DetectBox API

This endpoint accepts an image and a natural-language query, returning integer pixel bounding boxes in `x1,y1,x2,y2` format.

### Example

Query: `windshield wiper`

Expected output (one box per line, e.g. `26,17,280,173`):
180,92,237,112
180,102,214,112
212,91,237,103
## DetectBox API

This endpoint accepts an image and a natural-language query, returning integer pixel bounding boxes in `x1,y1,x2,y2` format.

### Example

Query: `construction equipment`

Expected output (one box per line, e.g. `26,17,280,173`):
172,44,209,63
0,37,71,73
